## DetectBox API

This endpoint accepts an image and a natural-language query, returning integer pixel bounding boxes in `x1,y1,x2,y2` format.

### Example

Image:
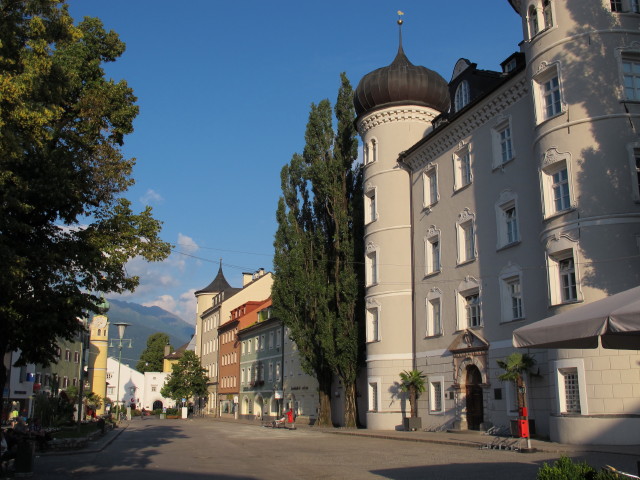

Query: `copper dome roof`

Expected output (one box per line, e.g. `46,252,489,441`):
354,45,450,118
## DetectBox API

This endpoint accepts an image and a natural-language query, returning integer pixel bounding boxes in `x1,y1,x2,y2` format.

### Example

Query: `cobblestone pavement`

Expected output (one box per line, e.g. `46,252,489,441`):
31,417,640,480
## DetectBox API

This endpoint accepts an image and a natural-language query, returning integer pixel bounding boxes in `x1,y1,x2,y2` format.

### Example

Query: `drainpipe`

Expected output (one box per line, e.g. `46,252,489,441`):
397,152,417,371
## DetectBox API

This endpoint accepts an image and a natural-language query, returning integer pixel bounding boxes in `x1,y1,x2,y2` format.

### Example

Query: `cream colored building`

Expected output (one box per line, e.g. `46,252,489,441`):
194,266,273,415
88,314,109,415
355,1,640,444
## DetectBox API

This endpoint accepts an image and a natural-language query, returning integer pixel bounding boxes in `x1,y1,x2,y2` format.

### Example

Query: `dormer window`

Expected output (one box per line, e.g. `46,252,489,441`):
454,80,470,112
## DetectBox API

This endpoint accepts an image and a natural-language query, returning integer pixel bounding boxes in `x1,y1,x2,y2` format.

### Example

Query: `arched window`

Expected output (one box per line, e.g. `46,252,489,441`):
528,5,539,38
543,0,553,29
454,80,470,112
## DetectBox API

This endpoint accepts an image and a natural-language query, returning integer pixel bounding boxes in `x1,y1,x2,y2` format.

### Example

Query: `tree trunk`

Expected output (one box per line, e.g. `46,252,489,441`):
343,381,357,428
409,387,417,417
316,372,333,427
0,343,7,421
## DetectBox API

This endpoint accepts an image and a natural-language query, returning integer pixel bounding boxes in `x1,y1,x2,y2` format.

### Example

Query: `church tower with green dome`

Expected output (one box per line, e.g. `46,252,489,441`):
88,297,110,415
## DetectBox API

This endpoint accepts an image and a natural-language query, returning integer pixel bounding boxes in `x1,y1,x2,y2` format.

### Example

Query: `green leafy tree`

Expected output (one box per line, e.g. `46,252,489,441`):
272,73,364,427
399,370,426,418
137,333,172,372
160,350,208,404
0,0,171,413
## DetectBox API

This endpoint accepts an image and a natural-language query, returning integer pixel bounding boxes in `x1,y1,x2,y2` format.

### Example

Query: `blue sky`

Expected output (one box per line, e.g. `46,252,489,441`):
67,1,523,324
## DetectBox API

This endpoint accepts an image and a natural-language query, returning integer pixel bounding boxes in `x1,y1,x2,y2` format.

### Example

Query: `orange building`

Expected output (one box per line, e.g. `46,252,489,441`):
218,298,272,417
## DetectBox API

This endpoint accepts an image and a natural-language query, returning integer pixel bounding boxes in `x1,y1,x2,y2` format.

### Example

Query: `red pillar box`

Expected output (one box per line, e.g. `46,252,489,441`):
517,419,530,438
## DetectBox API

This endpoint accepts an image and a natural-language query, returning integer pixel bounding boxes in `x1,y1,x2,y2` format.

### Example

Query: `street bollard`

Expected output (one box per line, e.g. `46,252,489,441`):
15,437,35,477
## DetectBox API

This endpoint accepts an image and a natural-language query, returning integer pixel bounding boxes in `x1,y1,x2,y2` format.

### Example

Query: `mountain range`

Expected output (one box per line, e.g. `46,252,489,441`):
102,299,194,370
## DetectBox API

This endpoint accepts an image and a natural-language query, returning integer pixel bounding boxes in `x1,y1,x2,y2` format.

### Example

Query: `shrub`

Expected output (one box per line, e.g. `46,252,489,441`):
537,457,624,480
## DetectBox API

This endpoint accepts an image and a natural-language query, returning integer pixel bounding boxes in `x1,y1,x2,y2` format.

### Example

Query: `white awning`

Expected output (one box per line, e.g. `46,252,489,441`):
512,286,640,350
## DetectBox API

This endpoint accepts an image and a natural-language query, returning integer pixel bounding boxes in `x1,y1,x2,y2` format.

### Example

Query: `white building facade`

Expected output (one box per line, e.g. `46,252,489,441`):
106,357,174,411
355,1,640,444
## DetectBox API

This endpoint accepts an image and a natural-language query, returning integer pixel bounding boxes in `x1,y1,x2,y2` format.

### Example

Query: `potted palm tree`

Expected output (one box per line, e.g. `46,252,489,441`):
497,353,538,451
399,370,426,431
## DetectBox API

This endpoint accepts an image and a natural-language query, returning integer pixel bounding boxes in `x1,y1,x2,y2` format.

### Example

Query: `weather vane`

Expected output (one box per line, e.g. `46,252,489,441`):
397,10,404,48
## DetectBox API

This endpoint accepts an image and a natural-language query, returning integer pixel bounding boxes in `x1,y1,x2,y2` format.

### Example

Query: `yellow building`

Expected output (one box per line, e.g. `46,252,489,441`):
88,311,109,415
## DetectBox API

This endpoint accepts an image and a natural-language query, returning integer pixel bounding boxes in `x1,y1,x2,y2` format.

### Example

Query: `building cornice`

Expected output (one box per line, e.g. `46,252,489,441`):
404,76,527,171
357,106,438,136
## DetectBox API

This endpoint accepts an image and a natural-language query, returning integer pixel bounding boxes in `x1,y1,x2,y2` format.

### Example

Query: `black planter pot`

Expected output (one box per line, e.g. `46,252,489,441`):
403,417,422,431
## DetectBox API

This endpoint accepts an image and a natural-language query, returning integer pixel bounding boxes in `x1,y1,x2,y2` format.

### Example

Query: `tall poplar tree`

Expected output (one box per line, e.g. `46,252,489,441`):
0,0,170,412
272,73,364,427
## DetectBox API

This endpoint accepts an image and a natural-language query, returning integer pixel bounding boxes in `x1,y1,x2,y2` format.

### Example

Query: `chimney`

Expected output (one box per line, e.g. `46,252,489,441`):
242,272,253,286
258,267,265,277
164,342,171,356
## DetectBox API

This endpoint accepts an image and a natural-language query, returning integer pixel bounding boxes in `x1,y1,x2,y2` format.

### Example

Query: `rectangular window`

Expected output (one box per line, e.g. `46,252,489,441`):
276,328,281,347
561,369,581,413
430,381,443,413
505,206,519,244
260,334,265,351
633,0,640,13
632,149,640,201
543,76,562,118
431,238,440,272
508,278,523,320
543,0,553,28
65,349,71,361
426,234,441,274
497,196,519,248
369,382,378,412
465,293,481,327
499,125,513,164
611,0,623,11
74,351,80,363
454,147,472,190
275,362,281,382
366,251,378,285
552,167,570,212
268,362,273,381
366,308,379,343
365,190,377,224
461,151,471,186
623,58,640,101
426,298,442,337
269,331,274,349
423,169,438,207
462,222,475,262
559,257,577,302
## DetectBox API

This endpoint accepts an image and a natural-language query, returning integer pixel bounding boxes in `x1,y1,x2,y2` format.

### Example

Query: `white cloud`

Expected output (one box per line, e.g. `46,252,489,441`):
177,233,199,254
112,233,204,323
143,289,197,324
140,189,163,205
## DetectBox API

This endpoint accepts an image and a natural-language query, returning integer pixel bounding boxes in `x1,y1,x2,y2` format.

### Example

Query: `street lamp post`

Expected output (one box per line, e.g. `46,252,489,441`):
110,322,132,419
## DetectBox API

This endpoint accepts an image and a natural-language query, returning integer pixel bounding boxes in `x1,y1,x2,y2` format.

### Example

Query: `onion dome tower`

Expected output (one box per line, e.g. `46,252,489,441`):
355,17,450,430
